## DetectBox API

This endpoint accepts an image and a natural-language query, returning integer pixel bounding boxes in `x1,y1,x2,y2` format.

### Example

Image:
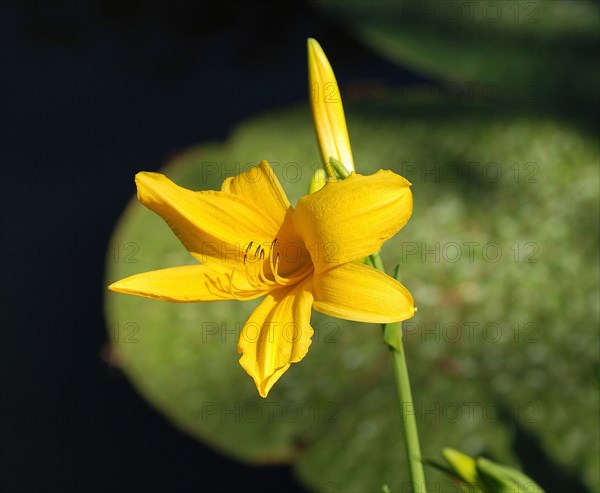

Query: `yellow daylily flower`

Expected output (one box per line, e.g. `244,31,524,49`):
108,160,415,397
308,38,354,175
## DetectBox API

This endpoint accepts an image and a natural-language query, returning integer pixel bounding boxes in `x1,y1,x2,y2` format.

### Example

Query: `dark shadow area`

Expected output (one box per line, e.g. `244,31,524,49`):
499,405,591,493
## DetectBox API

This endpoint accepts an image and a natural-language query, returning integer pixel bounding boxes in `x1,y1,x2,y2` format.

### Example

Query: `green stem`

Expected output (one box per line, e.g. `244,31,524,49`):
369,251,385,271
373,255,426,493
388,325,426,492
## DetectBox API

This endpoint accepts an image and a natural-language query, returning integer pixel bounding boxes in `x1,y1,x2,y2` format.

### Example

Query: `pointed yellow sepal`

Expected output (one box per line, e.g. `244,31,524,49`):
308,168,327,194
307,38,355,175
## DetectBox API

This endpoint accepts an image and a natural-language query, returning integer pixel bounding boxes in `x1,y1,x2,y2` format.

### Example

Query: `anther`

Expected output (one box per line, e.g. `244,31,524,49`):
245,241,253,253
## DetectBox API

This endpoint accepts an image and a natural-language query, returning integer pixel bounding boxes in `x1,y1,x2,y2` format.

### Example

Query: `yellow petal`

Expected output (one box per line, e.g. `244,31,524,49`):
108,263,268,302
308,38,354,173
221,160,291,226
294,170,412,273
238,279,314,397
135,167,282,264
312,262,415,323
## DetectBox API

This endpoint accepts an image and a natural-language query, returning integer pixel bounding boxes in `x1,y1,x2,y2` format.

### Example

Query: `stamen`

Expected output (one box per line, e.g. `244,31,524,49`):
228,267,262,300
271,252,291,285
204,273,230,299
237,237,313,292
228,268,241,301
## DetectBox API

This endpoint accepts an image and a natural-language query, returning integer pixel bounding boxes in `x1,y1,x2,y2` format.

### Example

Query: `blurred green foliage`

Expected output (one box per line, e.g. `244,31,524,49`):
316,0,600,124
105,94,599,491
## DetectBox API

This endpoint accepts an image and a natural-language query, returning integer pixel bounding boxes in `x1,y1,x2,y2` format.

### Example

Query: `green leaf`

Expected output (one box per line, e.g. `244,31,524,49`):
477,457,545,492
315,0,599,122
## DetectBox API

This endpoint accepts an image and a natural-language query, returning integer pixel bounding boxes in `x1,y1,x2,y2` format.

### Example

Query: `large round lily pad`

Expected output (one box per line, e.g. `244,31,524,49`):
105,95,599,492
